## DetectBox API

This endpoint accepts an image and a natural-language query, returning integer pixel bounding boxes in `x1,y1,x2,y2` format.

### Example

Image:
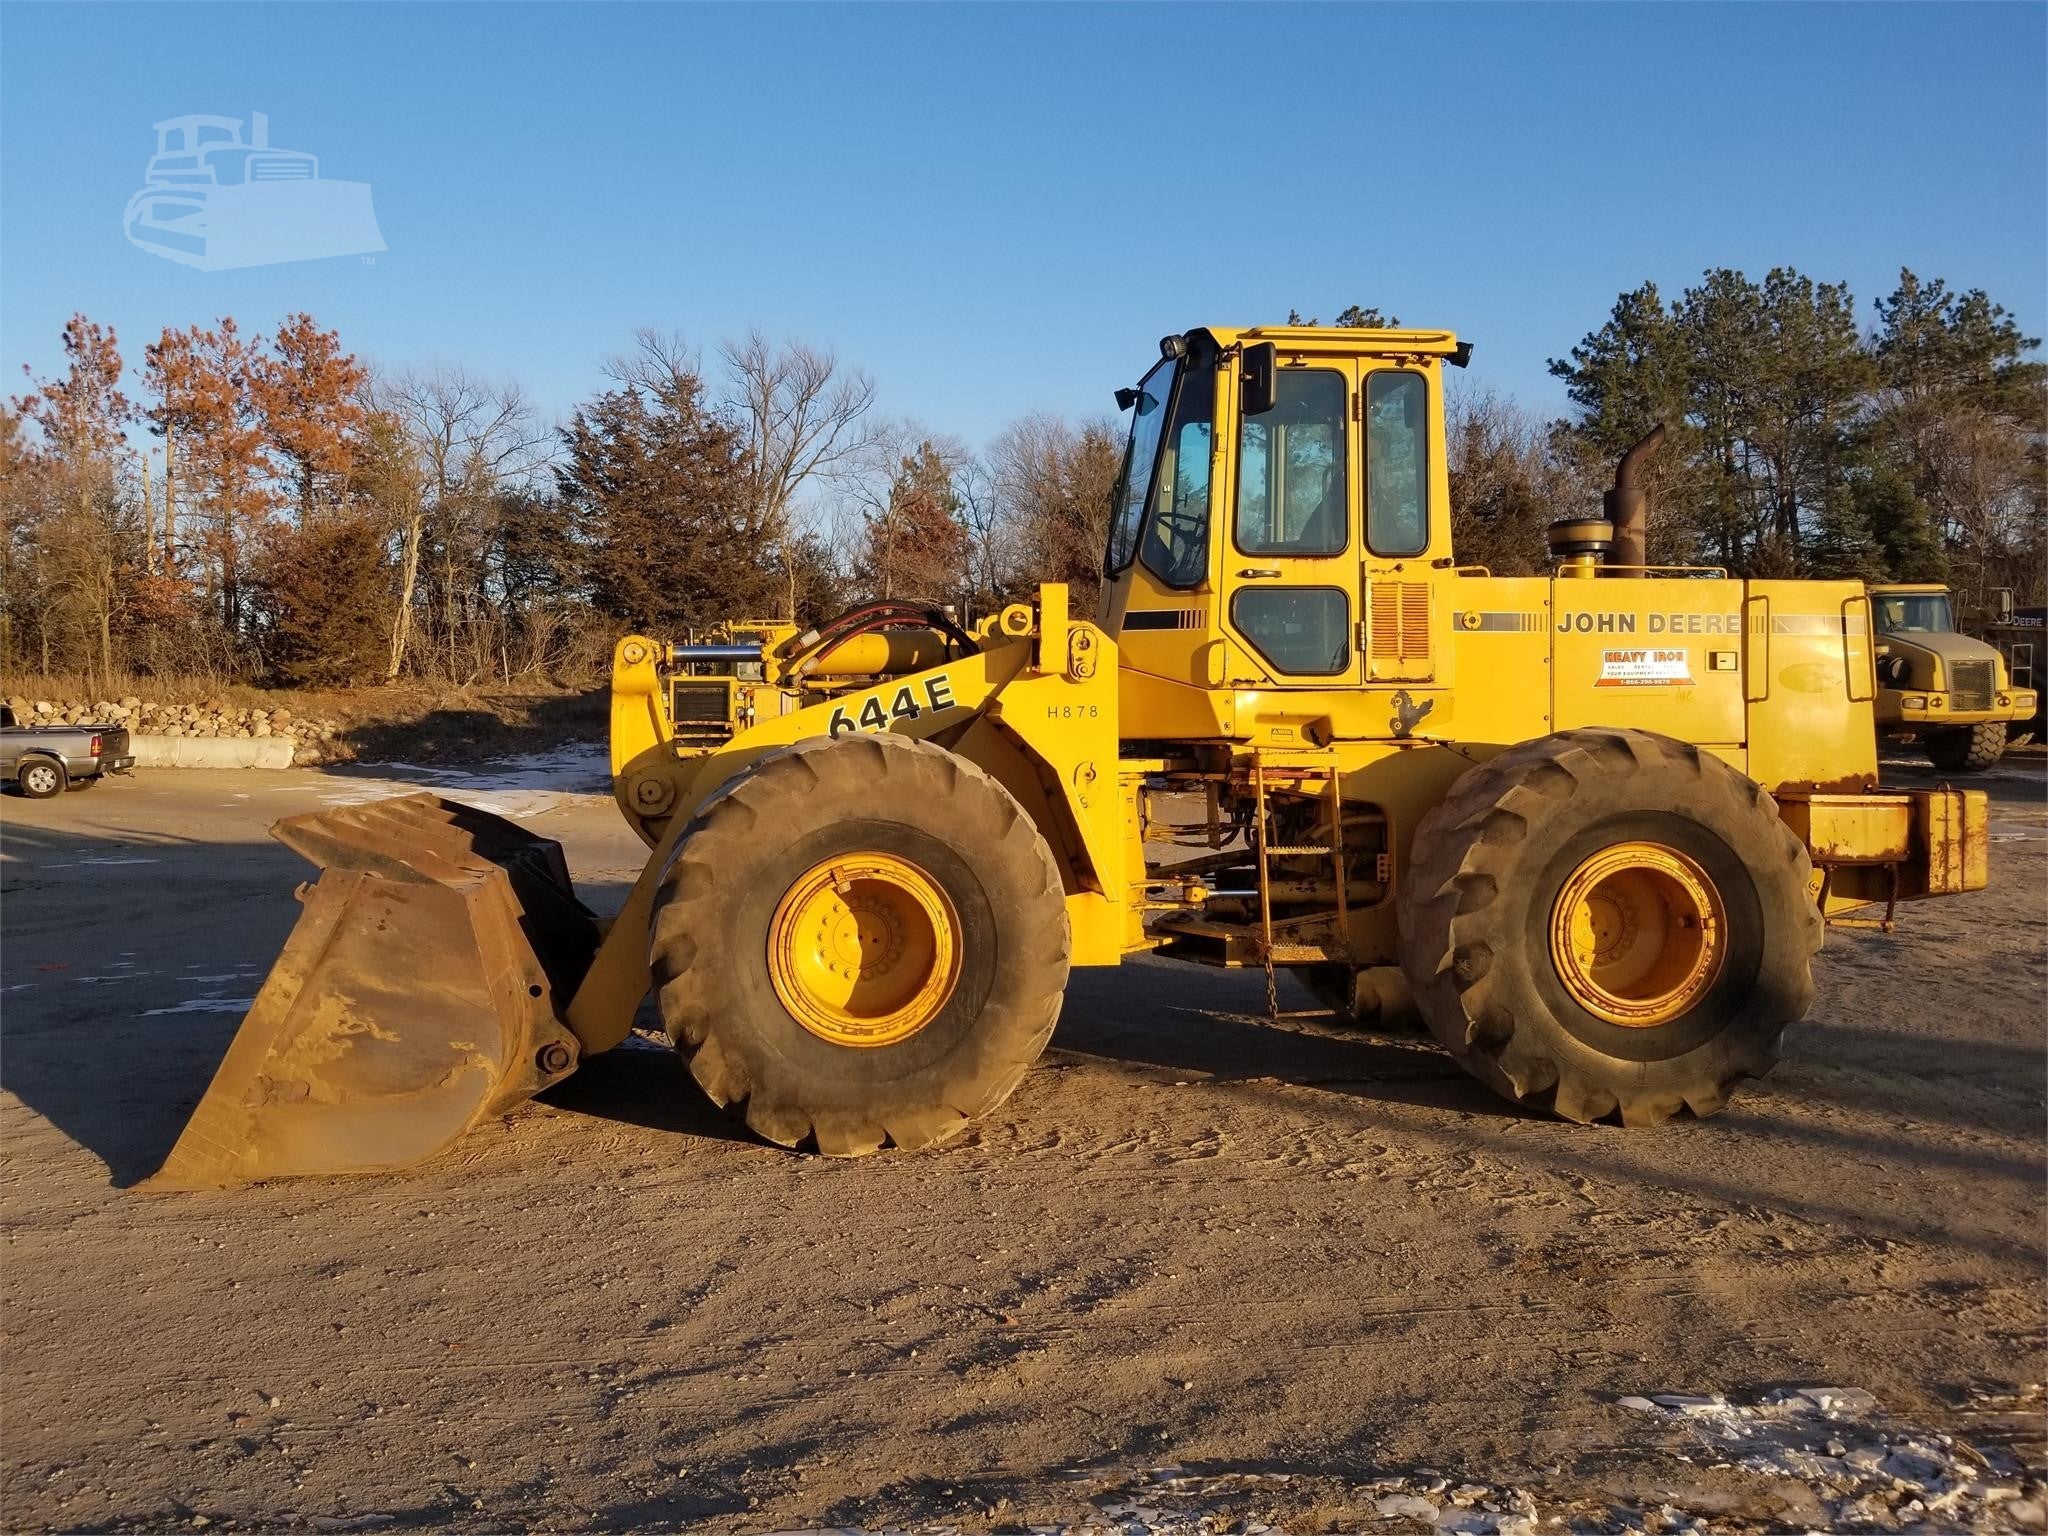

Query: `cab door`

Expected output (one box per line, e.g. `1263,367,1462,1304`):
1222,356,1361,687
1358,365,1440,688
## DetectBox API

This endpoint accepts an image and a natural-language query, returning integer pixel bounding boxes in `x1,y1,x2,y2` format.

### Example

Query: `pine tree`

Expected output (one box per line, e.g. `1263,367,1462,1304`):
556,372,771,631
250,313,370,523
1867,269,2045,599
1850,465,1948,581
256,513,393,685
144,319,275,635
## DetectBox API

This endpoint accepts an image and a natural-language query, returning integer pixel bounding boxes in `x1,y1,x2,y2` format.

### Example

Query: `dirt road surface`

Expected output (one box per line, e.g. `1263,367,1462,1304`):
3,752,2043,1534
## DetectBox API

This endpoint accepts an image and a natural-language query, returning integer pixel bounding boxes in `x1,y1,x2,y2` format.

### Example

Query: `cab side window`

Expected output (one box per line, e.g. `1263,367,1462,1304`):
1365,371,1428,557
1138,364,1217,589
1235,369,1347,556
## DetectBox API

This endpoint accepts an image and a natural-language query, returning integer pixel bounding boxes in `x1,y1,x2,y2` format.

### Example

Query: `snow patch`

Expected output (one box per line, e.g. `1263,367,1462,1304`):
302,747,611,821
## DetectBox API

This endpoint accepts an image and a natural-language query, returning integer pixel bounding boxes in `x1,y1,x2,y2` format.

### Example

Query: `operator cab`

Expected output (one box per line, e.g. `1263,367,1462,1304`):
1100,326,1466,702
1872,589,1954,635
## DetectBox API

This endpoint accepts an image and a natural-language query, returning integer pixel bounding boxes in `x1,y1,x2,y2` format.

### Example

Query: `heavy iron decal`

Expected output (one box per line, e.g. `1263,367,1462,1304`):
1596,647,1696,687
827,673,958,738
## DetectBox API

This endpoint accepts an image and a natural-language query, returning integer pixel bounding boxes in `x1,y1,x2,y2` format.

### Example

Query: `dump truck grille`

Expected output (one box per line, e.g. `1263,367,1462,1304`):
1949,661,1993,712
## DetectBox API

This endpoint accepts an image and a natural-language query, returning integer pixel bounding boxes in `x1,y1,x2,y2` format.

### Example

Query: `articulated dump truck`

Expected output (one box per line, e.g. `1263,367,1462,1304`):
152,326,1990,1187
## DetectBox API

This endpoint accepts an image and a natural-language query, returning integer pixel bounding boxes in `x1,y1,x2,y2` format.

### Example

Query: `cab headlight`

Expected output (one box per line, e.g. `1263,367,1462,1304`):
1903,695,1927,709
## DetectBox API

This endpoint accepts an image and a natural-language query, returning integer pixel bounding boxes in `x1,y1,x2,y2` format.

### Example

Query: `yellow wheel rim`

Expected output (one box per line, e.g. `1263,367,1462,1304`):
768,853,961,1048
1549,841,1726,1027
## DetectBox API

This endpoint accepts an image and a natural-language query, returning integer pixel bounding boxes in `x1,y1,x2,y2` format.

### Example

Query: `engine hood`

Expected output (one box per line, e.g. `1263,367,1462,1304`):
1879,630,2003,690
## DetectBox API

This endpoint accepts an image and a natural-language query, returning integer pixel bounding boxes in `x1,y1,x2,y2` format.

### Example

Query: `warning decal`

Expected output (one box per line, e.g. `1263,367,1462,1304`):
1596,647,1694,687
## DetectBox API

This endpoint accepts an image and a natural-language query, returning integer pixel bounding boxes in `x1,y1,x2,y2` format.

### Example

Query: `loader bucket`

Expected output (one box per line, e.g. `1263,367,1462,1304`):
146,794,600,1189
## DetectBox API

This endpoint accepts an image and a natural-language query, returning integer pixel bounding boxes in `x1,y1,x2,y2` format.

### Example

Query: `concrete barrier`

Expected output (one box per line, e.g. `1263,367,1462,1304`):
132,735,296,770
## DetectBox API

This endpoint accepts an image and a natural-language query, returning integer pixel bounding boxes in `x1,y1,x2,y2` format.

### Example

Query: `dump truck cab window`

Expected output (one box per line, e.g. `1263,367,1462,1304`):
1365,370,1429,557
1137,361,1217,589
1874,593,1952,634
1105,358,1177,575
1235,369,1348,555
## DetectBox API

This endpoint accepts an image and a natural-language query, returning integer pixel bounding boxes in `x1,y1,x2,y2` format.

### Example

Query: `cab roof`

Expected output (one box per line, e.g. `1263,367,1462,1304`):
1192,325,1467,361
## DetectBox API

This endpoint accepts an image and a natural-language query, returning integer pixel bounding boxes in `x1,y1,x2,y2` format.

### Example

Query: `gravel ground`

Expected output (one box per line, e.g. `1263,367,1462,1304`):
1,749,2042,1534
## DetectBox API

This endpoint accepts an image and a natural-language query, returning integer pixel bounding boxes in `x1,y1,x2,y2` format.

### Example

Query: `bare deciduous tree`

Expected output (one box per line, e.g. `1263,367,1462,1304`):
368,367,548,679
984,412,1122,611
719,329,880,618
16,316,137,683
1444,385,1595,575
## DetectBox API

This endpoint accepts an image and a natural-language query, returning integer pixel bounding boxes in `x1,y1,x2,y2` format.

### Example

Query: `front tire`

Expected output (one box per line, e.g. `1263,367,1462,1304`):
1398,729,1821,1126
651,733,1070,1155
1925,721,2006,773
17,759,66,799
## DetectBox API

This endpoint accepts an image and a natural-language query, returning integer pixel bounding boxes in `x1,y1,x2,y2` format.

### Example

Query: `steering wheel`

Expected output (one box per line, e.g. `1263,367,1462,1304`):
1145,504,1209,582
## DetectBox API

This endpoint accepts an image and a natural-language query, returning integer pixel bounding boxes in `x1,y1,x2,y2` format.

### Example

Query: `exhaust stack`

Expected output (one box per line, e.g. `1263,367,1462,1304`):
1604,423,1667,571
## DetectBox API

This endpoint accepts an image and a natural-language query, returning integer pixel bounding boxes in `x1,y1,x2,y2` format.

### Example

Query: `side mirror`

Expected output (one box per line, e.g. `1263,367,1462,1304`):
1993,587,2015,622
1241,342,1278,417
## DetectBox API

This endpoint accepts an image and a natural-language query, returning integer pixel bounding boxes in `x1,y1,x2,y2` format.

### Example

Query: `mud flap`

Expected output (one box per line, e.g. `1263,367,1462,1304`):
146,794,600,1189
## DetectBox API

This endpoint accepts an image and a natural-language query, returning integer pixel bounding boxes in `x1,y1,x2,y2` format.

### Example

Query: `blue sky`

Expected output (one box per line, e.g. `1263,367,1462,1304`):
4,2,2043,448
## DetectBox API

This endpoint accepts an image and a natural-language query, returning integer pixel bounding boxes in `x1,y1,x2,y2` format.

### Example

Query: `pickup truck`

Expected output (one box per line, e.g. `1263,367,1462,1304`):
0,706,135,797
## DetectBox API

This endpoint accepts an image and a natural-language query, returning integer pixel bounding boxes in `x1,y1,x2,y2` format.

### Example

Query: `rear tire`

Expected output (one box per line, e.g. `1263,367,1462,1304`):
1925,721,2006,773
1397,728,1821,1126
651,733,1070,1155
17,759,65,799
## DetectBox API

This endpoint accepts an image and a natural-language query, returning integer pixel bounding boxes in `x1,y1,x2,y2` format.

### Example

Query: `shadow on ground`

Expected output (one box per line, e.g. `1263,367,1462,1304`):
0,806,1494,1185
5,749,2041,1199
327,689,608,771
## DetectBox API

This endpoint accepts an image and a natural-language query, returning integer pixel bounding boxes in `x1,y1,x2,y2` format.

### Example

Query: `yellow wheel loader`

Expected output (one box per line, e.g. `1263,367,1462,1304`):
151,326,1992,1187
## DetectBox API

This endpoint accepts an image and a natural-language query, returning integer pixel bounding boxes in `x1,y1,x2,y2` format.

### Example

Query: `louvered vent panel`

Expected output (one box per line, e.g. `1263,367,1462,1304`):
1367,581,1433,680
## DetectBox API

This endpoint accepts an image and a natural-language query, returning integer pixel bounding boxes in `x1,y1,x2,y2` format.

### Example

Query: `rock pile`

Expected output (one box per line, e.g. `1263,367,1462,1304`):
4,696,345,766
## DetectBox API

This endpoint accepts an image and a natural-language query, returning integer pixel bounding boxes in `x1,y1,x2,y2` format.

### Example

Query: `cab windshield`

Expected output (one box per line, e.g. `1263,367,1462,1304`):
1874,593,1953,634
1105,358,1177,575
